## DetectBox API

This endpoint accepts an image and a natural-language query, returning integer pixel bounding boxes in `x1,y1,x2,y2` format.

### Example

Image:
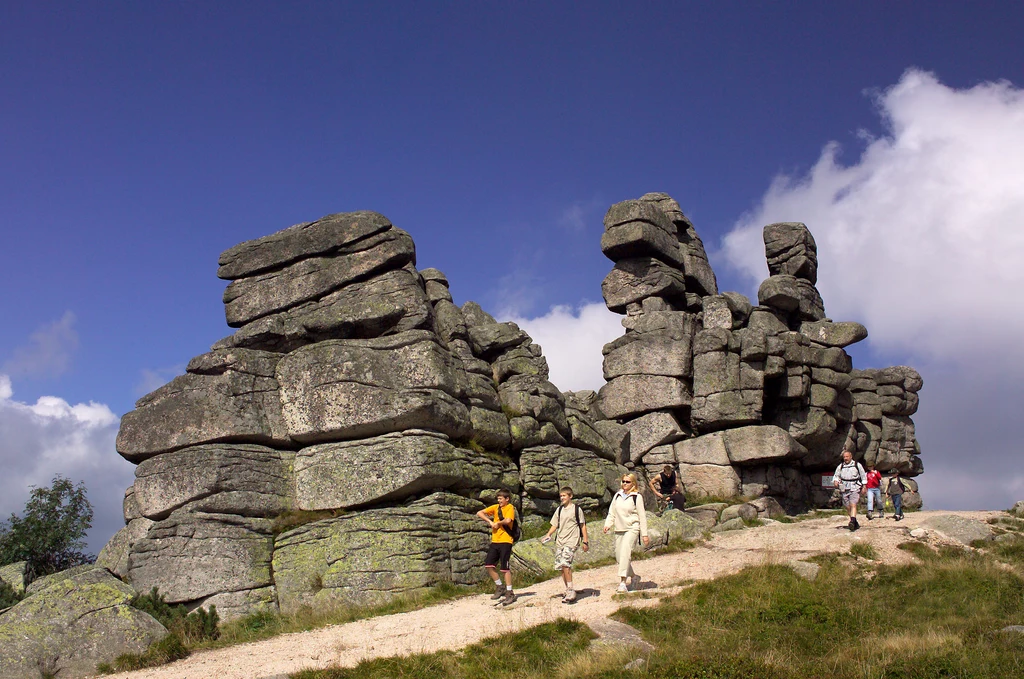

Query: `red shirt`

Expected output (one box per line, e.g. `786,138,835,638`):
866,470,882,489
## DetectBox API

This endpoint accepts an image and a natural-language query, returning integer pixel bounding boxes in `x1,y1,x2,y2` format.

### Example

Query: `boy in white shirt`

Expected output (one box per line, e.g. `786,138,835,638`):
541,486,589,603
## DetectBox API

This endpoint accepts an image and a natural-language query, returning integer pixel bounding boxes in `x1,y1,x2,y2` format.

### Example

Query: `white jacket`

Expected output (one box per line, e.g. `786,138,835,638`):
604,491,648,537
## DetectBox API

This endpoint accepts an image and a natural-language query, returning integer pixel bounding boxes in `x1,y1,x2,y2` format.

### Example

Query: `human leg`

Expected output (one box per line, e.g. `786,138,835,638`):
893,494,903,519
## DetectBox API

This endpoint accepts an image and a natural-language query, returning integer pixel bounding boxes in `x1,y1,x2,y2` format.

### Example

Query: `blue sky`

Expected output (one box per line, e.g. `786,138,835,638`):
2,3,1023,552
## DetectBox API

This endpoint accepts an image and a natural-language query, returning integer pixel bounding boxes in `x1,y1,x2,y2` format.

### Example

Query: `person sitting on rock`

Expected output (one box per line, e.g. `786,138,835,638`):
476,488,517,606
603,473,650,592
865,465,883,520
886,471,906,521
649,464,685,511
833,450,867,531
541,486,589,603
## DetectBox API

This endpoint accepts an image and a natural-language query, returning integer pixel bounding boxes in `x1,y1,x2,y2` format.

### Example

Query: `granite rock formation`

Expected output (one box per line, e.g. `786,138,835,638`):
595,194,923,510
105,211,626,620
99,201,923,621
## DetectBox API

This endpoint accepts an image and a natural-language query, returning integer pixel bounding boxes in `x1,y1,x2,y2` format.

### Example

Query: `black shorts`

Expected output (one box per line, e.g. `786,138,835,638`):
485,542,513,572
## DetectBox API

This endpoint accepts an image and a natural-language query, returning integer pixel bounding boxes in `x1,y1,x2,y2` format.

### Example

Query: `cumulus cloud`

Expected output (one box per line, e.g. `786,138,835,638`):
503,302,623,392
0,374,134,555
3,311,79,378
723,69,1024,364
558,197,605,232
721,69,1024,510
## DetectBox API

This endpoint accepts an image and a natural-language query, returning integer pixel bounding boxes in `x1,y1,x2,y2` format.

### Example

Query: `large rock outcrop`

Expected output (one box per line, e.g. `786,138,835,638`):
594,197,923,510
99,201,923,621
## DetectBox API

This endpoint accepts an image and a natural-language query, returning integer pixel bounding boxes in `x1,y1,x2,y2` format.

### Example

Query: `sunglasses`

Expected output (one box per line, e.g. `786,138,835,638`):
621,480,631,484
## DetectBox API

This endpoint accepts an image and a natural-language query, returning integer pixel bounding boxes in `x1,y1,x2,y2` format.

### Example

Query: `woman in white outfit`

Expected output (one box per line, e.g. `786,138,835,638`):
603,473,650,592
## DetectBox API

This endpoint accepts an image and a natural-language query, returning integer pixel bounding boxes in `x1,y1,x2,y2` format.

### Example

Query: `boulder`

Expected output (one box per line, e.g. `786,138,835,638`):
720,425,808,465
223,228,416,327
758,275,825,321
511,509,702,574
0,567,167,679
467,322,530,358
469,406,512,451
711,517,746,532
603,335,693,379
95,518,154,578
600,199,683,266
683,506,721,529
127,509,274,613
675,433,730,466
508,416,568,450
597,374,691,420
133,443,293,520
678,463,741,498
625,411,688,463
720,503,758,523
638,193,718,295
0,561,27,596
276,330,471,443
272,492,487,612
566,411,619,461
919,515,994,546
217,210,393,280
602,257,687,313
117,349,289,462
593,420,631,464
294,431,517,510
519,445,624,514
788,560,820,581
799,320,868,348
1010,501,1024,518
748,496,787,519
763,222,818,283
213,268,432,352
433,299,469,344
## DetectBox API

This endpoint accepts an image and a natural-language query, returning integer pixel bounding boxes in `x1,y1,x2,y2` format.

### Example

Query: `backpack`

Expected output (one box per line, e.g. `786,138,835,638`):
496,504,521,543
556,504,585,546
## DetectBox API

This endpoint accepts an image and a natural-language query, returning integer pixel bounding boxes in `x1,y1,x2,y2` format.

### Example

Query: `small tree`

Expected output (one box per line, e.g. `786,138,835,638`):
0,475,94,582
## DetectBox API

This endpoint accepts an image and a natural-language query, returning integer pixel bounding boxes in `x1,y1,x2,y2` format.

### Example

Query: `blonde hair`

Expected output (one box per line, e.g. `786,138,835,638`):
620,473,638,492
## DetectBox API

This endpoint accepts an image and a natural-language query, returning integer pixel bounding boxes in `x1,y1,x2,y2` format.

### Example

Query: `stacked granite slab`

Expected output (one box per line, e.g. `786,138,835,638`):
101,211,624,619
595,196,924,510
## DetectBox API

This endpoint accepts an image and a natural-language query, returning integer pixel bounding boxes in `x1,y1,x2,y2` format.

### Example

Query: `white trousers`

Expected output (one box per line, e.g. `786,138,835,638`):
614,529,639,578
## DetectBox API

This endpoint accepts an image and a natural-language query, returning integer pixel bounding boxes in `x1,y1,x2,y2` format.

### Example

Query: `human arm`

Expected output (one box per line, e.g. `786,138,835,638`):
581,522,590,552
541,512,558,543
637,494,650,546
649,475,663,498
476,506,497,528
833,464,842,487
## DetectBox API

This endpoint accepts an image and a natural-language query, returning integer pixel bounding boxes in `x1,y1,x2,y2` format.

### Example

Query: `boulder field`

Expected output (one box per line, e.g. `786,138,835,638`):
91,197,923,621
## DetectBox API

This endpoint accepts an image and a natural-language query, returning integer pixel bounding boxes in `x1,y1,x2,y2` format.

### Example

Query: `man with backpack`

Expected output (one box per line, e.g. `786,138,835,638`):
541,486,589,603
833,450,867,531
477,488,519,606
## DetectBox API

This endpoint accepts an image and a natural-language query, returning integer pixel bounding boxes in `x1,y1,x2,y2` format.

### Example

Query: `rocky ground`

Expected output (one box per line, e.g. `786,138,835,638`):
103,509,1001,679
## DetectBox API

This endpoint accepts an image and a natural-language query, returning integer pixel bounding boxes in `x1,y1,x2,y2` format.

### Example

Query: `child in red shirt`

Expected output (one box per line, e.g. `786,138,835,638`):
865,466,883,519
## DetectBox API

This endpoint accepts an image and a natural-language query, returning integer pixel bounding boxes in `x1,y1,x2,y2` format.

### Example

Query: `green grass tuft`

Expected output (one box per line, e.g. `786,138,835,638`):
849,542,879,560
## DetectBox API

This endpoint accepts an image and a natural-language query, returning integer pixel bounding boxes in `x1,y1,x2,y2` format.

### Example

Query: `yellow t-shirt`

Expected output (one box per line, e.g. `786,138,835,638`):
486,503,515,544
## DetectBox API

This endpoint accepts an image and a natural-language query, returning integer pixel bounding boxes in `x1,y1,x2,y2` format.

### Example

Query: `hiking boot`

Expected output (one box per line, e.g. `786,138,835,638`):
851,518,860,531
866,512,872,521
563,588,576,603
491,582,505,600
498,591,517,607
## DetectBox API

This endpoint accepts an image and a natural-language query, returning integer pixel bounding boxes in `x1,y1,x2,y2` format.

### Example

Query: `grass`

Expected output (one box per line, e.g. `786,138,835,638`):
96,634,190,673
294,539,1024,679
291,619,596,679
849,542,879,560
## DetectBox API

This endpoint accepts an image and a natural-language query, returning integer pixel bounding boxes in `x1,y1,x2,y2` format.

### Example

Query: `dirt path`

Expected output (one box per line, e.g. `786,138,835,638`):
105,510,998,679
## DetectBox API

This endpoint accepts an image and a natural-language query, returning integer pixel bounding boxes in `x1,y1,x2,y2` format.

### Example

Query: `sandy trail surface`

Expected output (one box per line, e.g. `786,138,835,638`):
106,510,998,679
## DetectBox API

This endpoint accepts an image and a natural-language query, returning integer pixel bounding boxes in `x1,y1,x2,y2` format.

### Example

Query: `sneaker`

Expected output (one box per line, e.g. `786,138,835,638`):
563,588,576,603
630,574,642,591
851,518,860,531
491,583,505,600
616,583,628,593
498,591,517,607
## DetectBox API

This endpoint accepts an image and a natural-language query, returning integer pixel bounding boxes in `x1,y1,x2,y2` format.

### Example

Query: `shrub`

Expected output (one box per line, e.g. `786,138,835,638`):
0,579,21,609
130,587,219,644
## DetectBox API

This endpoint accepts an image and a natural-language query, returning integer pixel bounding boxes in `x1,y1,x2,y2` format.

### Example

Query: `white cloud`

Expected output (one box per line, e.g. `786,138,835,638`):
720,69,1024,510
722,69,1024,364
135,365,185,396
558,197,605,232
0,374,134,555
3,311,79,378
503,302,623,392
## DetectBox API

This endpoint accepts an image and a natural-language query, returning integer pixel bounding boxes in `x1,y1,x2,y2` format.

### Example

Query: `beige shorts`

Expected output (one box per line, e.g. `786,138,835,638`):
554,544,578,569
841,487,861,507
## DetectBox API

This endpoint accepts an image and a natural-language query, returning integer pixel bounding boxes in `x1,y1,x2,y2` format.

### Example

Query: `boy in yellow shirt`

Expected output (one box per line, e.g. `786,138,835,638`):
477,488,517,606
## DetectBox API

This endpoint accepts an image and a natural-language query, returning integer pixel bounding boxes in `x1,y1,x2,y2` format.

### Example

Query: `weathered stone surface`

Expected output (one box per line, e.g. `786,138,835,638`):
789,560,820,581
294,431,516,510
127,510,274,609
96,518,154,578
133,443,292,520
460,301,497,327
277,330,471,442
602,257,687,313
724,425,808,465
593,420,631,464
748,307,789,335
604,198,677,234
214,268,432,352
218,211,393,280
638,193,718,295
200,586,278,620
511,510,702,574
919,515,993,546
758,275,825,321
432,299,468,344
508,416,567,449
774,407,837,447
467,322,530,358
876,366,924,393
598,374,691,419
764,222,818,283
676,433,730,466
748,496,787,519
492,343,548,381
1010,500,1024,518
117,349,288,462
0,567,167,679
498,374,569,436
223,228,415,327
711,517,746,532
603,335,693,379
519,445,623,514
469,406,512,451
702,295,734,330
601,217,683,267
273,492,487,612
799,320,868,348
124,485,141,521
0,561,27,595
679,463,741,498
720,503,758,522
567,411,618,461
626,411,687,463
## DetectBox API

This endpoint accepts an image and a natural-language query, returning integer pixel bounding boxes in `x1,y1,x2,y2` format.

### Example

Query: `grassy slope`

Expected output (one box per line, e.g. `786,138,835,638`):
296,536,1024,679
